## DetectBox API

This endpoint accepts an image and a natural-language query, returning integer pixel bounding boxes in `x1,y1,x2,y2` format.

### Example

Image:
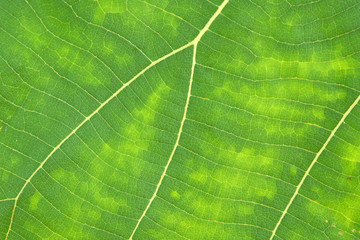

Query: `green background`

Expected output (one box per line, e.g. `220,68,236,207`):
1,0,360,239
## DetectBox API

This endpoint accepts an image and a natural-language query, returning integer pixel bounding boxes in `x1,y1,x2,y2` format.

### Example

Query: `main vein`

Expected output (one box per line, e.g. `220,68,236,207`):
4,43,190,239
270,94,360,240
5,0,229,238
128,0,229,239
127,43,197,240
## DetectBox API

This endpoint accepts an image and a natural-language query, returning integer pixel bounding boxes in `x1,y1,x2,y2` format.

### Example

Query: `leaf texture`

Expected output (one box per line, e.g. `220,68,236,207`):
1,0,360,239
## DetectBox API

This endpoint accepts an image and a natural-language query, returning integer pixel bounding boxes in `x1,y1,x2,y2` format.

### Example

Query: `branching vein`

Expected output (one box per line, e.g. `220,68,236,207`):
128,0,229,239
4,0,229,239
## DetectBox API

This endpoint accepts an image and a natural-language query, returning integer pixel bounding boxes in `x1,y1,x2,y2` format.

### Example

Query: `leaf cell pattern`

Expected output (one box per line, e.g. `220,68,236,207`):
1,0,360,239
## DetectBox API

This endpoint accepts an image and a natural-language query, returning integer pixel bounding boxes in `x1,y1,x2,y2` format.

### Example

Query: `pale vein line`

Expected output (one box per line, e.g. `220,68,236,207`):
128,0,229,239
5,1,229,238
0,198,15,203
4,21,190,240
270,94,360,240
128,44,197,240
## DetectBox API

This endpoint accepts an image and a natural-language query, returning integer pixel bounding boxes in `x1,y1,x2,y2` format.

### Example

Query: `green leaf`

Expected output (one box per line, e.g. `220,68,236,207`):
1,0,360,239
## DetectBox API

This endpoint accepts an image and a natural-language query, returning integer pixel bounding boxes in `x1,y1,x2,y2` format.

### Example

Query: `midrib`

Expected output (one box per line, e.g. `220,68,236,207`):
4,0,229,239
270,94,360,240
128,1,229,238
5,35,192,240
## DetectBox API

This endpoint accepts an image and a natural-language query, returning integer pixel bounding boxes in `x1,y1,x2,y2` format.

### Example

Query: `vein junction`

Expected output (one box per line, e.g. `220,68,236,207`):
5,0,229,239
128,0,229,238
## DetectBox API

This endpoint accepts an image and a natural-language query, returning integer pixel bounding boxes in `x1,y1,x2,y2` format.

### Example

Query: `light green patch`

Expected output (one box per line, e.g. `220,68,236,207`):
239,146,256,157
57,44,70,57
311,185,321,195
18,15,44,36
89,161,106,177
99,143,113,157
118,140,141,158
342,197,360,219
147,83,170,107
265,125,278,136
77,181,89,196
124,124,142,142
241,204,254,215
29,191,42,210
254,178,276,200
51,168,66,180
11,155,20,166
335,141,360,164
96,187,128,213
168,17,179,32
212,167,247,189
290,165,297,175
70,200,82,220
189,166,210,185
133,82,170,125
332,58,350,71
51,168,79,191
98,0,126,13
132,106,156,125
312,108,325,121
342,161,357,176
317,86,347,103
343,146,360,163
92,8,106,24
87,207,102,221
170,190,181,199
0,170,9,182
259,156,273,167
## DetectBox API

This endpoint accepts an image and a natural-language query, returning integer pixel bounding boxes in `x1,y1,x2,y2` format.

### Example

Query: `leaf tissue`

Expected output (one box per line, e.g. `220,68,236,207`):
1,0,360,239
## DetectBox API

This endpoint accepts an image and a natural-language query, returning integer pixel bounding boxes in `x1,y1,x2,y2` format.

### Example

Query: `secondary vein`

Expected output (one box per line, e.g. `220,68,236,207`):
128,0,229,238
270,94,360,240
4,42,191,239
128,43,197,240
5,1,229,239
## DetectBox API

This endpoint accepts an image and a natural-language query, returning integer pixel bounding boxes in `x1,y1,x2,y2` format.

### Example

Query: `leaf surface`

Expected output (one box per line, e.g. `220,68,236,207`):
1,0,360,239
